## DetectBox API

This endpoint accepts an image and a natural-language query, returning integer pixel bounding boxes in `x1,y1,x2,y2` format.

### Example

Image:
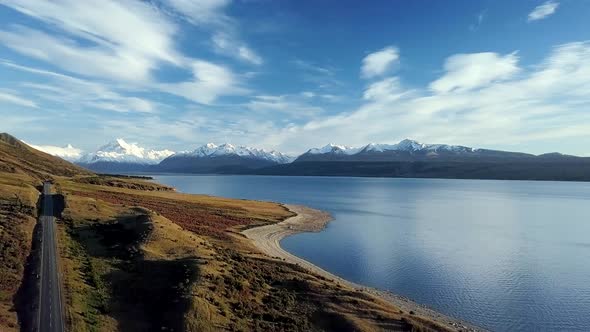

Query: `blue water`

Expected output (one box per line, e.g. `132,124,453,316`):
150,175,590,331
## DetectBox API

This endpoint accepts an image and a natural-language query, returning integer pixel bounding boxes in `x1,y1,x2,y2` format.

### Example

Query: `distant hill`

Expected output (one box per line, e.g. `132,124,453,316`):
254,139,588,181
0,133,92,179
252,160,590,181
249,160,590,181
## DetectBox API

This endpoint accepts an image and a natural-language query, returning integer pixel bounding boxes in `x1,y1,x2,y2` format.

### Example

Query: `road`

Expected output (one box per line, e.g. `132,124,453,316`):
38,181,65,332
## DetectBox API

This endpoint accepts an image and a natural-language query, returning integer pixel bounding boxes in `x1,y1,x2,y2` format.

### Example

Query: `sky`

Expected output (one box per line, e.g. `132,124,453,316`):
0,0,589,156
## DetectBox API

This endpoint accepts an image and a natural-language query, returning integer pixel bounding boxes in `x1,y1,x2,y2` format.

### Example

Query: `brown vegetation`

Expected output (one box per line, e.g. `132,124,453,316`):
0,173,39,331
68,189,290,239
73,176,174,192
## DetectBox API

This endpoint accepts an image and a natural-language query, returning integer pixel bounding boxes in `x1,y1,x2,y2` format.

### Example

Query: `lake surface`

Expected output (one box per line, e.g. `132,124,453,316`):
150,175,590,331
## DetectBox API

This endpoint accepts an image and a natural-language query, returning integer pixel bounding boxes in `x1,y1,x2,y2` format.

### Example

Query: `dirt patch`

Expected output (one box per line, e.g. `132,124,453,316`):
74,176,174,192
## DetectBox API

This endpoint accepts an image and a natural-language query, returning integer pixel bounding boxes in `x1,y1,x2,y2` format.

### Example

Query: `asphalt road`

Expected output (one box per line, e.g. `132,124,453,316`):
39,181,65,332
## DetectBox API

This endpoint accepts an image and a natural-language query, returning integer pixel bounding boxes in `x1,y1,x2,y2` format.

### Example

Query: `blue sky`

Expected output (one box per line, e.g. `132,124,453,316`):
0,0,589,156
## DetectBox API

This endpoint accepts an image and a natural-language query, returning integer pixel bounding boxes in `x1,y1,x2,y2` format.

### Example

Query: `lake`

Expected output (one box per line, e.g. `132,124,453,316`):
150,175,590,331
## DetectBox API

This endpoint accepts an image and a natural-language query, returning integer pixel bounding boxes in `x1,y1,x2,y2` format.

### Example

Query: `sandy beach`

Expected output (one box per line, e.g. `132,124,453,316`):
242,204,484,332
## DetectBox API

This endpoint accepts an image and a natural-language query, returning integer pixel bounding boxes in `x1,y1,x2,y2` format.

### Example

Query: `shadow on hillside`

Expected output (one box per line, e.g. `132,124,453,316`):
14,190,43,332
14,222,41,332
107,259,199,332
72,213,200,331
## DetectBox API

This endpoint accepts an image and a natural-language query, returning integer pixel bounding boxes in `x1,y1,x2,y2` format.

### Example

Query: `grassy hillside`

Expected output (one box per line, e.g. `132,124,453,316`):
0,133,92,179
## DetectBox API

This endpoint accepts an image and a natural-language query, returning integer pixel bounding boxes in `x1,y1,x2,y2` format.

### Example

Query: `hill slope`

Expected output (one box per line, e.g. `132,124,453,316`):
0,133,92,179
253,160,590,181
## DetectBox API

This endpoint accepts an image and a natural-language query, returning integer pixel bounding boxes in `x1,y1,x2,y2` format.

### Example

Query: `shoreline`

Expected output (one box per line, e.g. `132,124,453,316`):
242,204,484,332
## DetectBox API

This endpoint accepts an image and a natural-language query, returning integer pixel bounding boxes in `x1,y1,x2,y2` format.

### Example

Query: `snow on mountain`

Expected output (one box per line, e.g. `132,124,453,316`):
307,143,363,155
78,138,174,164
306,139,476,156
173,143,293,164
362,143,398,153
362,139,476,153
26,142,83,161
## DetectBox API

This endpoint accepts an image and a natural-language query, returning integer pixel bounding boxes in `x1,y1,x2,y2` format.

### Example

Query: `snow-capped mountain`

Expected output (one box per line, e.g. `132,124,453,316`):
295,139,532,162
78,139,174,164
77,139,174,172
360,139,476,154
308,143,363,156
180,143,293,163
25,142,83,162
156,143,293,173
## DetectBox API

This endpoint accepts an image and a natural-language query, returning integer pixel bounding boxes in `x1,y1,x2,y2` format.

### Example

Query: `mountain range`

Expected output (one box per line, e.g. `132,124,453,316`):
156,143,293,173
294,139,571,163
25,137,590,181
70,139,292,173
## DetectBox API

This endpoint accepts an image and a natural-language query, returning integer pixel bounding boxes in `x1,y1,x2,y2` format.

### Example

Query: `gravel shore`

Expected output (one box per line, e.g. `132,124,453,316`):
242,204,485,332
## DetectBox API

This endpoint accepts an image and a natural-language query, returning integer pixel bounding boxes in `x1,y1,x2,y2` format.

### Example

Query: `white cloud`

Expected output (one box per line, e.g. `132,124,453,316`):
0,0,179,81
292,59,334,75
1,60,158,113
0,26,156,82
164,0,231,25
291,59,343,90
429,52,520,93
212,32,263,65
26,142,83,161
246,94,323,118
164,0,263,66
361,46,399,79
0,90,38,108
1,0,178,61
0,0,248,105
85,99,155,114
363,77,407,102
300,91,344,103
159,60,247,104
528,1,559,22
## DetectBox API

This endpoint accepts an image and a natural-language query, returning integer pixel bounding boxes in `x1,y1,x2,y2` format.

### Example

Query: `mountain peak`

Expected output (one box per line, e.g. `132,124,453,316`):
396,139,425,151
115,138,128,146
308,143,361,155
79,139,174,164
